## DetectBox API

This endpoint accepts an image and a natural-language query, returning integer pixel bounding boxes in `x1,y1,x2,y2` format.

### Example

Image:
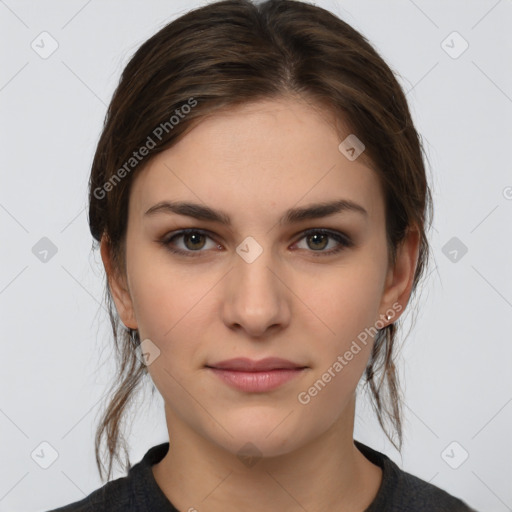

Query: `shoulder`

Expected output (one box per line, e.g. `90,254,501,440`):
354,440,478,512
391,467,478,511
43,443,172,512
43,475,134,512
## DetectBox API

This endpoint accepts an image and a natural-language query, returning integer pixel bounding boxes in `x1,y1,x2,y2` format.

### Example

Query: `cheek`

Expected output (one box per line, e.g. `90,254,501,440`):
127,248,206,338
305,262,385,345
295,260,386,400
128,261,211,398
295,271,381,414
126,251,221,384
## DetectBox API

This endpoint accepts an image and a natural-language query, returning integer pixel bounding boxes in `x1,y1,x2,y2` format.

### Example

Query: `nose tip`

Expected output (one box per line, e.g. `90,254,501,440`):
231,319,281,338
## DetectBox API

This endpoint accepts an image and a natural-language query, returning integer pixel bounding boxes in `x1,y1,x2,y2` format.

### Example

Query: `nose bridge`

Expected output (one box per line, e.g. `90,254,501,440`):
236,248,278,297
222,236,289,335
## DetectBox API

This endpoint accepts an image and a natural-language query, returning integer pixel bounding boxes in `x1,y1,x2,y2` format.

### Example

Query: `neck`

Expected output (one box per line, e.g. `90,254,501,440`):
152,396,382,512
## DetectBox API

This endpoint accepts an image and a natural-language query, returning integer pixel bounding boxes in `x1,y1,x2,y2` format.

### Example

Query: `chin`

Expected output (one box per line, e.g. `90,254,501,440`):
204,407,313,460
216,432,301,461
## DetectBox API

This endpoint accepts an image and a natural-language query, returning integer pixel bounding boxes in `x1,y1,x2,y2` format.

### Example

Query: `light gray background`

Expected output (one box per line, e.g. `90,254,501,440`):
1,1,511,511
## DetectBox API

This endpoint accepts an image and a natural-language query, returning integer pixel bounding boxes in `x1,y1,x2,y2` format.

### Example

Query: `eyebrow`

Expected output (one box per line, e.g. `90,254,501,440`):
144,199,368,225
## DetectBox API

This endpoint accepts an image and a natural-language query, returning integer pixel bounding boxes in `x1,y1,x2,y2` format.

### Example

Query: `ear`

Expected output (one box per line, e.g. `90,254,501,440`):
378,225,421,322
100,235,138,330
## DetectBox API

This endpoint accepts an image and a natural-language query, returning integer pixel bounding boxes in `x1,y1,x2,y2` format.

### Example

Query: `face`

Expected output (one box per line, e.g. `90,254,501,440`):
104,96,416,459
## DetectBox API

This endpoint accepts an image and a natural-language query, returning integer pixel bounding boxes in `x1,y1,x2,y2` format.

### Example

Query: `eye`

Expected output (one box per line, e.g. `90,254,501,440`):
161,229,220,257
293,229,353,256
160,228,353,258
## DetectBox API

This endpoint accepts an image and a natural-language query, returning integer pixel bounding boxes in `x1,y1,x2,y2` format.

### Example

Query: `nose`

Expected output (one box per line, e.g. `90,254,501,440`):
221,243,291,338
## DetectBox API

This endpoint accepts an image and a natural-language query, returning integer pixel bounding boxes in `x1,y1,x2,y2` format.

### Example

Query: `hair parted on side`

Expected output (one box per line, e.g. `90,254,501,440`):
88,0,433,482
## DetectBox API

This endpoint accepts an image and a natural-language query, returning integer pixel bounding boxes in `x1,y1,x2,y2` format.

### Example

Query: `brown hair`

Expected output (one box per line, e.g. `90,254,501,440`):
88,0,433,482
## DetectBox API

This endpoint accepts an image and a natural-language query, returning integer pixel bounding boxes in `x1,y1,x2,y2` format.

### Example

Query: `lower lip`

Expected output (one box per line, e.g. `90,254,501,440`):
207,368,306,392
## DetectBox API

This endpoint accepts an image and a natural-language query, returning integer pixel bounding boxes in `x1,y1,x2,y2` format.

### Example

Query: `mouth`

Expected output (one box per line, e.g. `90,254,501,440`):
206,357,307,372
205,357,308,392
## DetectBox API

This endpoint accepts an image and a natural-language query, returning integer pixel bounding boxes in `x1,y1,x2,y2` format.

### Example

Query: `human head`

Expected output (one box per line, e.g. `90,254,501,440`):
88,0,432,481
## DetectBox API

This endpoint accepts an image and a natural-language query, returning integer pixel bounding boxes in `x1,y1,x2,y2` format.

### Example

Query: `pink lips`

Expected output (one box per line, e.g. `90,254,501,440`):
206,357,307,392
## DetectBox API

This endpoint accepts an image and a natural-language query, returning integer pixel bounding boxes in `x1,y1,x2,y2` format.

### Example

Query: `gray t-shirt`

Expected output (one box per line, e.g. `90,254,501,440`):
45,440,478,511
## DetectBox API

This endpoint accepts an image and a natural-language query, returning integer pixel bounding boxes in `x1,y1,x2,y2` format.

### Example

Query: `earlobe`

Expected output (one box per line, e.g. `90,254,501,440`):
379,225,421,322
99,235,138,330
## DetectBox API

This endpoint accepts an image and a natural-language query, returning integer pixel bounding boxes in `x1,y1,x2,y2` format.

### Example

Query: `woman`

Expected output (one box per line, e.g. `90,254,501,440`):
47,0,477,510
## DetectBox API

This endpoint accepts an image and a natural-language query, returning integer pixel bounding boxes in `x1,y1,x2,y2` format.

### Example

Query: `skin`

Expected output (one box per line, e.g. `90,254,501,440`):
101,95,420,512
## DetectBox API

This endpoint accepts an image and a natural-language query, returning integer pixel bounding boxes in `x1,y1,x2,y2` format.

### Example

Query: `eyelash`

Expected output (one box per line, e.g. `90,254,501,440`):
160,228,354,258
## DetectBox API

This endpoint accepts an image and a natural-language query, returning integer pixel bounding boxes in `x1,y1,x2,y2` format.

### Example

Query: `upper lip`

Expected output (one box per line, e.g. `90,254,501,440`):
206,357,306,371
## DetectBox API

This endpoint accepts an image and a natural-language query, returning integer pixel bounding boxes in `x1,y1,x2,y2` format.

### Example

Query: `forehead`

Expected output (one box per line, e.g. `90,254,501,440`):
129,96,385,226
